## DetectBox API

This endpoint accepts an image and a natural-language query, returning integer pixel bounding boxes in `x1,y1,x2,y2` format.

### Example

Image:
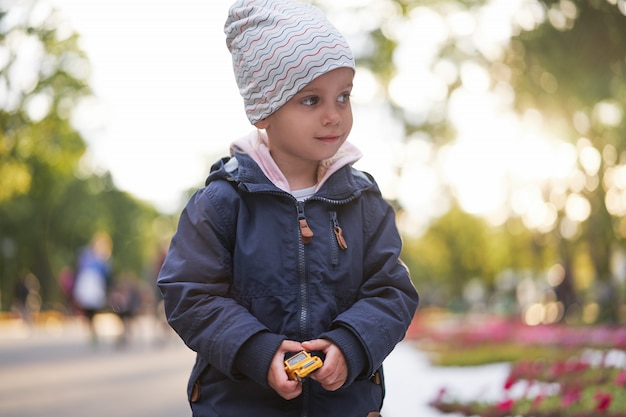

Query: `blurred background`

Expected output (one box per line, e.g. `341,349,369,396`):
1,0,626,415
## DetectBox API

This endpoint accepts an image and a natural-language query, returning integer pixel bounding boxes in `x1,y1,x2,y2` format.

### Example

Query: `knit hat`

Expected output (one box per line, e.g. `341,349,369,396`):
225,0,355,124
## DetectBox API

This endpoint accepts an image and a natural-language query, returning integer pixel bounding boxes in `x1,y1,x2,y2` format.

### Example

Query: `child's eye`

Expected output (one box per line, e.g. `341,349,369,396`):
301,96,319,106
338,93,351,104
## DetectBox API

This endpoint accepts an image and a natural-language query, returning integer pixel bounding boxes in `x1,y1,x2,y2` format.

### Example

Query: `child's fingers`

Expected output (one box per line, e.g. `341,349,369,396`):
301,338,331,352
268,340,304,399
301,340,348,391
281,339,304,353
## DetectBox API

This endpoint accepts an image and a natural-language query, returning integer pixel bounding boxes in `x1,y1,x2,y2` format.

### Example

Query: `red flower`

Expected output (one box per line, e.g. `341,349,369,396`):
503,376,516,390
594,391,612,412
496,398,514,412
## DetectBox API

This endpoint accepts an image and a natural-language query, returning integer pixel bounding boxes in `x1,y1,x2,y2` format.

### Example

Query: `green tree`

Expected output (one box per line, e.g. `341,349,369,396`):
437,0,626,322
0,1,167,311
322,0,626,321
402,205,549,309
502,0,626,322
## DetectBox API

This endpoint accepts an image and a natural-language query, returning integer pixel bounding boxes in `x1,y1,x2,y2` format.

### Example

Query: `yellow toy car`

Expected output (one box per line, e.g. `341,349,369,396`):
284,350,323,381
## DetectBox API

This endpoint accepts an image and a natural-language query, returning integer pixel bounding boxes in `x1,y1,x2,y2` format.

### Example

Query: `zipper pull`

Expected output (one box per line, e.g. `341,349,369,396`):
334,226,347,250
300,219,313,244
297,202,314,244
331,211,347,249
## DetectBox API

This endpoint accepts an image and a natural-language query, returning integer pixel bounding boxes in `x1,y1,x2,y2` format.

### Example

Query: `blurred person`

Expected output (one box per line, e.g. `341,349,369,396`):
157,1,419,416
58,265,77,315
72,232,112,345
109,273,142,347
152,244,173,346
12,270,41,324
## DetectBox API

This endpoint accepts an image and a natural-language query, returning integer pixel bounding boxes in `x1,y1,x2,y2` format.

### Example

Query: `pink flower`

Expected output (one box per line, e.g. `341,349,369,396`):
594,391,612,412
434,387,447,403
523,380,535,397
616,369,626,387
561,387,581,407
496,398,514,412
532,394,545,408
503,376,516,390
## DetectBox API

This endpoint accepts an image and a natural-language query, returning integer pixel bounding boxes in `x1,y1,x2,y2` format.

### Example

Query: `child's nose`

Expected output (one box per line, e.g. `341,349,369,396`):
323,105,341,126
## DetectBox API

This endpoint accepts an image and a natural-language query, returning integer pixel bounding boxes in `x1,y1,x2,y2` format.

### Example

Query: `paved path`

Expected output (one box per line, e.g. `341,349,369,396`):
0,315,193,417
0,315,509,417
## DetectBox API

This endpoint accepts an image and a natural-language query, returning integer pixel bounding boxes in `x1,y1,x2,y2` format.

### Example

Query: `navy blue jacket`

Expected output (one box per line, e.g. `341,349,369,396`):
158,152,419,417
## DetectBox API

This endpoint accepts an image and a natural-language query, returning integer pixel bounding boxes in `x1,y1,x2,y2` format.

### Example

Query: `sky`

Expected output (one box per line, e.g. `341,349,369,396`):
49,0,254,213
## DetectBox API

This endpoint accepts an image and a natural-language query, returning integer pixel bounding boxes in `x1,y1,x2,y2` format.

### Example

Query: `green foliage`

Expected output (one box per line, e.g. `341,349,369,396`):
402,205,552,307
348,0,626,321
501,1,626,321
356,28,397,84
422,341,578,367
509,1,626,120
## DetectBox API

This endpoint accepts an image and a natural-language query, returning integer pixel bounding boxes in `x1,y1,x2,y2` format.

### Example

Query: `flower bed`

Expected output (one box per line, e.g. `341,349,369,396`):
430,349,626,416
406,310,626,416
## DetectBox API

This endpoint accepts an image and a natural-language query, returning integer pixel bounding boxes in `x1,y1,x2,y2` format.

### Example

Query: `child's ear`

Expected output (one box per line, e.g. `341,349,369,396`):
254,119,269,129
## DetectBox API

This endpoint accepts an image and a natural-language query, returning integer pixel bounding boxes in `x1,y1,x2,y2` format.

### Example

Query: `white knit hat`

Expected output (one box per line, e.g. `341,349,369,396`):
225,0,355,124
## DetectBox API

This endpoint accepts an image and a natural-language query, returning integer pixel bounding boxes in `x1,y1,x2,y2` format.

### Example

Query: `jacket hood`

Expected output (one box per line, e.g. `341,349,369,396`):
229,130,363,193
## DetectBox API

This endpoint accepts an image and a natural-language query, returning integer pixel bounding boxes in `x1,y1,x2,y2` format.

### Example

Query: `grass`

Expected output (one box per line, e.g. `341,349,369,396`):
418,340,582,367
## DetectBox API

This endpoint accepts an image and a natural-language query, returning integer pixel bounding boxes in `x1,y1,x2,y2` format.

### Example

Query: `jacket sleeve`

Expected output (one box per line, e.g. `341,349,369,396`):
321,192,419,383
157,182,284,383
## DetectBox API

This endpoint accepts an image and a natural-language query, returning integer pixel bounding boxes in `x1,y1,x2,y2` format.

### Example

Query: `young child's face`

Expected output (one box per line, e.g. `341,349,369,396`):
255,67,354,165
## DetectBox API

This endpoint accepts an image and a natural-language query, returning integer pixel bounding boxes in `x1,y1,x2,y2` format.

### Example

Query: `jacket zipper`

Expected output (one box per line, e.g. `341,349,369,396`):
297,201,314,244
296,201,310,417
330,211,347,250
296,201,309,342
329,211,347,267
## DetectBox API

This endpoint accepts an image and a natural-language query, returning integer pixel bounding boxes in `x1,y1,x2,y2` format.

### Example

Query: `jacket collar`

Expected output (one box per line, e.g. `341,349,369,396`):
229,130,363,193
207,140,375,202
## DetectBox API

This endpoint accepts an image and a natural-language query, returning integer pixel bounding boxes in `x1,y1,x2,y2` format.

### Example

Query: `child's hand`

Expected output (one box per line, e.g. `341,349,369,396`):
301,339,347,391
268,340,303,400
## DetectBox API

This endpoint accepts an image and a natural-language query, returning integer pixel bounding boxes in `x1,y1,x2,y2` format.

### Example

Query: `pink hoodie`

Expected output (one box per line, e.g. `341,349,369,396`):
230,130,363,193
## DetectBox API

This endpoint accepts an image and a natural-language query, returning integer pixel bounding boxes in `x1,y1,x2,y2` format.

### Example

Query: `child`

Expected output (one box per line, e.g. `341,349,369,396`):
157,0,419,416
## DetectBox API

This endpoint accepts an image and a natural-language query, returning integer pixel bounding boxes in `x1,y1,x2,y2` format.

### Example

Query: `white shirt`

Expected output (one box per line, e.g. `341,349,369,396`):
291,185,316,201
